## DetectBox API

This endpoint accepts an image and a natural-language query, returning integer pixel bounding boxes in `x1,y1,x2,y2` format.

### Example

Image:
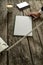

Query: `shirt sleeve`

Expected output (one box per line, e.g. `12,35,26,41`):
39,7,43,14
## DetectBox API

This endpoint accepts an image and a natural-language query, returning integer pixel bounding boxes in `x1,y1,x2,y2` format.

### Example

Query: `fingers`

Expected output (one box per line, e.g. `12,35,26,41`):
26,12,32,16
31,14,38,18
25,12,40,19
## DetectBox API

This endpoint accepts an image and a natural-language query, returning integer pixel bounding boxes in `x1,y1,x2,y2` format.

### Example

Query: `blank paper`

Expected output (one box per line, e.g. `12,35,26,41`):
0,37,8,52
14,16,32,36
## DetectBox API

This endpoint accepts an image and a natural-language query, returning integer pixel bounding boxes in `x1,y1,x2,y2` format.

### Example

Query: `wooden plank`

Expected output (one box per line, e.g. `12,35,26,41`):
28,1,42,65
30,0,43,45
0,0,7,65
36,22,43,47
41,0,43,5
33,0,43,46
22,0,36,65
22,1,43,65
30,0,43,65
0,17,7,65
29,0,43,46
7,0,32,65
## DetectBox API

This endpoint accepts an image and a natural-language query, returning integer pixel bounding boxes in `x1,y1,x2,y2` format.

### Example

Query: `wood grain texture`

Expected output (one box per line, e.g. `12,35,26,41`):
7,0,32,65
0,0,43,65
0,0,7,65
29,0,43,65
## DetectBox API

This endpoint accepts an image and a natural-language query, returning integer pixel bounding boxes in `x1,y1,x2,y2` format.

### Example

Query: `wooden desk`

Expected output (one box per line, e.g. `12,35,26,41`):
0,0,43,65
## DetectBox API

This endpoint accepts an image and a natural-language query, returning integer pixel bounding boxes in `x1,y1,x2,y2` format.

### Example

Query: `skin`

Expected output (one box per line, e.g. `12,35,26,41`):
27,12,41,19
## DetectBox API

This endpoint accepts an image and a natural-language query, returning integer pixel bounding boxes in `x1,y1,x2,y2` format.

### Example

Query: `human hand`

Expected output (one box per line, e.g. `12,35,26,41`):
27,12,41,18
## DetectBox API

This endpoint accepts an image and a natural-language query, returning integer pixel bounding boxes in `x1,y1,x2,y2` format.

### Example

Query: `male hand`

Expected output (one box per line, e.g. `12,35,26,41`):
27,12,41,19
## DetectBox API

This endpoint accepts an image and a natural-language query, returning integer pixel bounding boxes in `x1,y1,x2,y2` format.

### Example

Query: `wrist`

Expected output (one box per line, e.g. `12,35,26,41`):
38,9,43,14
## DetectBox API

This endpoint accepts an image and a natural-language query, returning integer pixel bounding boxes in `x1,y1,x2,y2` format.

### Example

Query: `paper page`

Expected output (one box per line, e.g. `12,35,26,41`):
17,2,29,8
14,16,32,36
0,37,8,52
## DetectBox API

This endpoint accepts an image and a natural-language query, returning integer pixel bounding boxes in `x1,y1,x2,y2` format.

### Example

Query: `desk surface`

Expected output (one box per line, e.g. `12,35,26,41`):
0,0,43,65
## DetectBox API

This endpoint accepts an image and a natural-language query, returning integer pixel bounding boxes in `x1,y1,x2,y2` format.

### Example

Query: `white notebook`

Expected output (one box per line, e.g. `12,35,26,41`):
0,37,8,52
16,2,30,9
14,16,32,36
